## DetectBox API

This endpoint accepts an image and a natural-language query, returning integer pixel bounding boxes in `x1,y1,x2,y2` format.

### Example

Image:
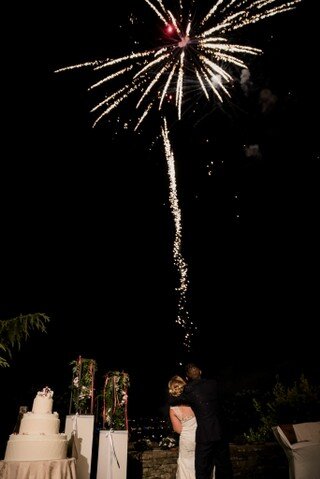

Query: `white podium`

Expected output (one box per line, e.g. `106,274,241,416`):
65,414,95,479
97,430,128,479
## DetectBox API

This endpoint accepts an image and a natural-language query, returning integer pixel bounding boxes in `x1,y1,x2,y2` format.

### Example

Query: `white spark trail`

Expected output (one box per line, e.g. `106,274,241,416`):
195,68,210,100
144,0,168,24
55,61,102,73
88,66,132,91
161,117,193,350
133,53,170,80
134,102,153,131
159,64,178,109
136,62,171,108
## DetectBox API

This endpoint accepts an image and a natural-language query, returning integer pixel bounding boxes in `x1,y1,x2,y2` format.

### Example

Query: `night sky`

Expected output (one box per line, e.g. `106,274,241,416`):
1,0,319,455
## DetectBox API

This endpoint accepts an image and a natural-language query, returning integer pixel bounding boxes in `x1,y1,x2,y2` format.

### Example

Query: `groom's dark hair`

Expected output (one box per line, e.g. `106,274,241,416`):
185,363,201,380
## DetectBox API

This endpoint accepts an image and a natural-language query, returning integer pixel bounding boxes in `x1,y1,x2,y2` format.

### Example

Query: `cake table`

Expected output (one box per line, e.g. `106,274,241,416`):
0,457,76,479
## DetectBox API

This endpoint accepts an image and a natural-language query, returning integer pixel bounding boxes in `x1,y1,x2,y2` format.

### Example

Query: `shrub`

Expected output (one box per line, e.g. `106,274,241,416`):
244,374,320,443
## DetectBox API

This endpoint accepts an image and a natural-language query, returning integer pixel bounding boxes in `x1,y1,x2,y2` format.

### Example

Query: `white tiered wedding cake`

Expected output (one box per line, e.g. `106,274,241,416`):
4,387,68,461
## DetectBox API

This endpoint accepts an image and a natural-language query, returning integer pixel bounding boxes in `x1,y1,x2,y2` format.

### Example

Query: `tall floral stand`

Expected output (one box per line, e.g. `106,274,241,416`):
96,430,128,479
96,371,130,479
66,357,97,479
65,414,95,479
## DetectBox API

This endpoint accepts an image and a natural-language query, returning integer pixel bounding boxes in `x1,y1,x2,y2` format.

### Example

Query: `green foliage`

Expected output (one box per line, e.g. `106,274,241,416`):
0,313,50,367
70,357,97,414
102,371,130,430
244,375,320,443
244,422,273,444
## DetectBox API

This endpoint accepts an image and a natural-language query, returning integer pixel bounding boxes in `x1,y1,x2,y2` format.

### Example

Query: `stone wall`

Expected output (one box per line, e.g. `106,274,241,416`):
128,442,287,479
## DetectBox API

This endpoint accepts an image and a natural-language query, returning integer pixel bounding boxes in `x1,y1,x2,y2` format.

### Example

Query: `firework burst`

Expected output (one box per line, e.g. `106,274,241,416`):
55,0,301,354
56,0,301,129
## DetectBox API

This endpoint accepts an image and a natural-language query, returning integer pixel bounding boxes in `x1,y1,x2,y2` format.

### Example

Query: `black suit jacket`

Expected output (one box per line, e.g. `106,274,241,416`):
182,378,222,443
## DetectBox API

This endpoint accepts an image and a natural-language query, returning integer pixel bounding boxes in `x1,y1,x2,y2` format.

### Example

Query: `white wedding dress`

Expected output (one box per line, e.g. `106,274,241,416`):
171,406,197,479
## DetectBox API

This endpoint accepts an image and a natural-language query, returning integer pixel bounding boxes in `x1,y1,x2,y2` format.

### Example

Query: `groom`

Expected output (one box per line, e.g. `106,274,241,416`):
182,363,233,479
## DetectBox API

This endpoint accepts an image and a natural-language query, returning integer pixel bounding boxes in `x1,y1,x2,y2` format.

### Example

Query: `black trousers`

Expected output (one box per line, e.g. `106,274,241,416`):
195,440,233,479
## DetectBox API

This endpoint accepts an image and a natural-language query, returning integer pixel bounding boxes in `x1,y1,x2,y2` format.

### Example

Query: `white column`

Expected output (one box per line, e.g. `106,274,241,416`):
65,414,95,479
96,430,128,479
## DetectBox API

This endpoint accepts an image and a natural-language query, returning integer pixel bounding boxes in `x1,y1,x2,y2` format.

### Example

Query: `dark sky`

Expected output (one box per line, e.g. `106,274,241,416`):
1,0,319,451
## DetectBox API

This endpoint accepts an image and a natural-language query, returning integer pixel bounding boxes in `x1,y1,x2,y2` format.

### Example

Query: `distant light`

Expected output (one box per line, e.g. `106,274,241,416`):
166,24,174,35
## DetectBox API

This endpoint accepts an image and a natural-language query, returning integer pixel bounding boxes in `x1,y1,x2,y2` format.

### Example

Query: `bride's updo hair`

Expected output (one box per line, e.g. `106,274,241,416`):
168,375,186,397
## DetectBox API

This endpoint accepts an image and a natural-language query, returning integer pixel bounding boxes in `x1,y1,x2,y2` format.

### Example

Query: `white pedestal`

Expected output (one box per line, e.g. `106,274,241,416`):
97,430,128,479
65,414,95,479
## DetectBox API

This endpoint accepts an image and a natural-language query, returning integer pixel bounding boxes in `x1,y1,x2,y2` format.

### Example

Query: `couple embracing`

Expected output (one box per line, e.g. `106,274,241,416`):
168,363,233,479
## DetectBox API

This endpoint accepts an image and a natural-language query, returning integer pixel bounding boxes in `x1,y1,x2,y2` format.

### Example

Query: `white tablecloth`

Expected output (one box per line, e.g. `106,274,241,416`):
293,422,320,443
0,457,76,479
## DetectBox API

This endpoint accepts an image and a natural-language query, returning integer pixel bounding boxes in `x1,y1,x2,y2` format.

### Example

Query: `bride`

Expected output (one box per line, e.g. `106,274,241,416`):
168,375,197,479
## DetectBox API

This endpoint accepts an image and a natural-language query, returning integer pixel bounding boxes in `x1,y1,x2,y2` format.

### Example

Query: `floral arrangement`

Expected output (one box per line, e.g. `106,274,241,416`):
70,356,97,414
102,371,130,430
159,436,177,449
